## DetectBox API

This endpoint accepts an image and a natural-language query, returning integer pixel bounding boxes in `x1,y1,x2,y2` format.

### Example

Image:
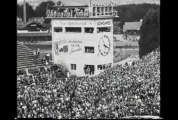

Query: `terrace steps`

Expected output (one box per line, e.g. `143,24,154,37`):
17,42,45,69
34,57,45,67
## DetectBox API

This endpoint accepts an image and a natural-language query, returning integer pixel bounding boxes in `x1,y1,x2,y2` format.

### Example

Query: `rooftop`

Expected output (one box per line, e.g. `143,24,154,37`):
123,22,142,32
17,31,51,37
46,16,116,20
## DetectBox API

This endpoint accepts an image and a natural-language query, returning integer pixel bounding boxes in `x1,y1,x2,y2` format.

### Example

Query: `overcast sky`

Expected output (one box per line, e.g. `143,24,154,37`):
17,0,160,6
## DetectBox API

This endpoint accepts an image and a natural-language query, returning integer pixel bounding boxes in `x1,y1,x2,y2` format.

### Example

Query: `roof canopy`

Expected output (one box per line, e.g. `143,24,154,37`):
46,3,118,19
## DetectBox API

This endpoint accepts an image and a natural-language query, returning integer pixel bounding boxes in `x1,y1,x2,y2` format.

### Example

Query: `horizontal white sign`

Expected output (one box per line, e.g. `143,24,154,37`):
52,20,95,27
96,20,112,26
52,19,112,27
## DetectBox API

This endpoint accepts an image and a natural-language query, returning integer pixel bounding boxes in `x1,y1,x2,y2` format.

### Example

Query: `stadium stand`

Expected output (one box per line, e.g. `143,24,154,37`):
17,42,44,69
17,48,160,118
17,42,35,69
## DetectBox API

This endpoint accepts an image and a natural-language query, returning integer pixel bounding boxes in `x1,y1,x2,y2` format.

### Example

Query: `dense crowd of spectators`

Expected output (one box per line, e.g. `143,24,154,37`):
17,48,160,118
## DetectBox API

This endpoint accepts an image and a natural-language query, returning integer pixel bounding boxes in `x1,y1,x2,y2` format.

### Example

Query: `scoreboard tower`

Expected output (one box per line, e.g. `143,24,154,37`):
46,3,118,76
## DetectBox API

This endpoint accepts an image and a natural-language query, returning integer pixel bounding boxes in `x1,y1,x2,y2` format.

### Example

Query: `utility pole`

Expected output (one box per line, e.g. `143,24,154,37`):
23,0,27,23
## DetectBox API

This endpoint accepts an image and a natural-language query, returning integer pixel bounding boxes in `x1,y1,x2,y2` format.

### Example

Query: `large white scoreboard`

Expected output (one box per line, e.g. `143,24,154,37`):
46,2,119,76
51,18,114,76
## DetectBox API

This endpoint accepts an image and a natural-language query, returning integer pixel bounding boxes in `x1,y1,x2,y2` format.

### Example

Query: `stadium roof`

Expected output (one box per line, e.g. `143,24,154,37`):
55,5,88,8
19,21,45,29
123,22,142,32
17,32,51,37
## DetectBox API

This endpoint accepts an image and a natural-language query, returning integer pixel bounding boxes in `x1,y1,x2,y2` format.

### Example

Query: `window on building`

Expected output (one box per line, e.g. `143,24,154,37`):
85,47,94,53
97,27,111,33
84,27,94,33
98,64,106,70
65,27,81,33
54,27,62,32
71,64,76,70
84,65,95,75
93,7,96,16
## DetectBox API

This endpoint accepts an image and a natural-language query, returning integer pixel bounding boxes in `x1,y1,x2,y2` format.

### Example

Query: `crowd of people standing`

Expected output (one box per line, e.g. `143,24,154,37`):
17,48,160,118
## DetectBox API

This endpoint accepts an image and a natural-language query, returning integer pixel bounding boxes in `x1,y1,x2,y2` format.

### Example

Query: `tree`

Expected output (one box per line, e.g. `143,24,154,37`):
26,3,36,20
35,1,55,17
17,4,23,18
17,3,36,21
114,3,160,23
138,9,160,58
56,1,62,6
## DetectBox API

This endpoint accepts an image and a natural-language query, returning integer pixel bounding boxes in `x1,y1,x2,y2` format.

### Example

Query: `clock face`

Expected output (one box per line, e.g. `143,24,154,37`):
98,35,111,56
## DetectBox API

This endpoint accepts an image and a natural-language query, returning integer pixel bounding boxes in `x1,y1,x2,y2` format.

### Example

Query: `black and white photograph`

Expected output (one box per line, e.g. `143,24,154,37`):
17,0,160,119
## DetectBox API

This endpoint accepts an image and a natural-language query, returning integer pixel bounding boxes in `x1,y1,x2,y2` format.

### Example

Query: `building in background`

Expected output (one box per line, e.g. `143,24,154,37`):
46,2,118,76
17,20,51,43
28,17,45,24
123,20,142,41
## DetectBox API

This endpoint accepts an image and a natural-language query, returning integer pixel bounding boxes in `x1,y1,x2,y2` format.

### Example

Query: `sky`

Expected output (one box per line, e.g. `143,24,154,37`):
17,0,160,7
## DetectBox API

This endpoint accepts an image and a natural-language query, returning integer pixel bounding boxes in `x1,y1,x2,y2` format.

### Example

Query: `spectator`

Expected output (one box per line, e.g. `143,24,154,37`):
37,48,40,56
45,53,50,63
33,51,36,60
45,60,48,66
86,66,90,75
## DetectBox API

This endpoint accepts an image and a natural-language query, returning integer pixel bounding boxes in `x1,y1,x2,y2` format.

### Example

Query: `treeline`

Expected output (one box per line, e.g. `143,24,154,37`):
114,3,159,22
17,1,159,23
17,1,61,21
17,2,36,20
113,3,159,29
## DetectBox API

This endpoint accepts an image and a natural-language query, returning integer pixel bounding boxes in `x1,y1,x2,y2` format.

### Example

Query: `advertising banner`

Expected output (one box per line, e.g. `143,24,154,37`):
54,40,83,55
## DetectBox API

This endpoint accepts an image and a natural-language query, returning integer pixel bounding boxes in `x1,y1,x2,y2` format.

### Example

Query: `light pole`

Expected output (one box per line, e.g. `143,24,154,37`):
23,0,26,23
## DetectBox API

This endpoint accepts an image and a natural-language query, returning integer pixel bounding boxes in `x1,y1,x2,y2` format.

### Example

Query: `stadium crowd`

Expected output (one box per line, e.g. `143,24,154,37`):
17,48,160,118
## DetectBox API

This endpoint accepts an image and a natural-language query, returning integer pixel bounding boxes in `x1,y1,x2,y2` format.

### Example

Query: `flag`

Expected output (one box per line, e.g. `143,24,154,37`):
63,45,68,52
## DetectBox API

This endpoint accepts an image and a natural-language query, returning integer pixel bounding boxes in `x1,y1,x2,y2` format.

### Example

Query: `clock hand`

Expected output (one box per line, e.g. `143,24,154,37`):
102,39,108,48
102,38,109,48
104,44,109,48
